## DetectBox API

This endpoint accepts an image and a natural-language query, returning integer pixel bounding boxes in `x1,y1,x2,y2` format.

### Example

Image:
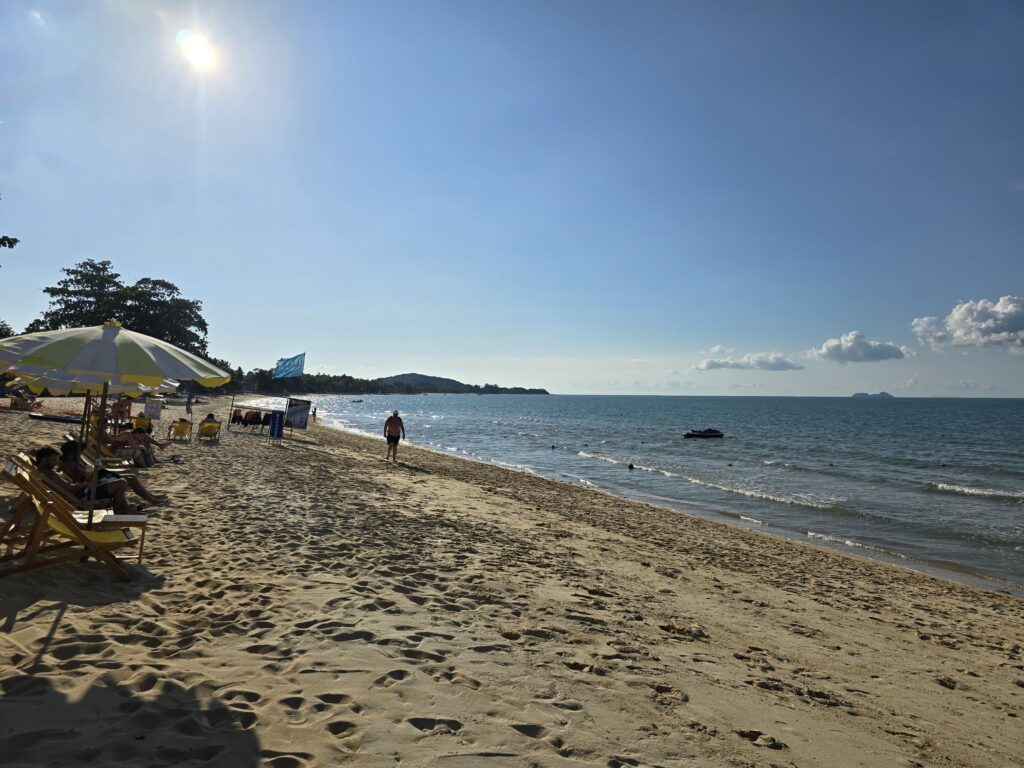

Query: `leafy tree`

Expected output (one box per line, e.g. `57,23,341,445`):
0,319,13,339
27,260,211,355
26,260,124,333
122,278,209,356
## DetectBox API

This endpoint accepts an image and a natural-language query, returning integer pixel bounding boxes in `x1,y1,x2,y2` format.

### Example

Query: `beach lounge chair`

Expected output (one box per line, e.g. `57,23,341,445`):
196,420,221,442
167,420,193,442
63,432,131,469
1,459,145,579
133,415,152,431
12,452,116,512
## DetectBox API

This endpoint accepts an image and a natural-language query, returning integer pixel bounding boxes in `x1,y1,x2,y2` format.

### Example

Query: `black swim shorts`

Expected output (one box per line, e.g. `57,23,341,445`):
79,482,114,501
386,435,400,445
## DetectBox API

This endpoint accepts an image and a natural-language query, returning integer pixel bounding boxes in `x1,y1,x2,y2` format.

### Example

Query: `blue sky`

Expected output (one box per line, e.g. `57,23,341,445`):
1,1,1022,395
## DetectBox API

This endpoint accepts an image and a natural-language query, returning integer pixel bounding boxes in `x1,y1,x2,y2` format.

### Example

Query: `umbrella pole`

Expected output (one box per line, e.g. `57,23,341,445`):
80,389,92,443
87,382,109,530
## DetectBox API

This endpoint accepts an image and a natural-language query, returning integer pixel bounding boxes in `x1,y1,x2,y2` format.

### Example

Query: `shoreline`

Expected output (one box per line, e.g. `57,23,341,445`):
3,395,1022,766
289,396,1024,597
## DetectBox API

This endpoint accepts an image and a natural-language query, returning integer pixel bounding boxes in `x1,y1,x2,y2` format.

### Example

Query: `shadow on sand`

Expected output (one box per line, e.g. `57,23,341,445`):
0,673,261,767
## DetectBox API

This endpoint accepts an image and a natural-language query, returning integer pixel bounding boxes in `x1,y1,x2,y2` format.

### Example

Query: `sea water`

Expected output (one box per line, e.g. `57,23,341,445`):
264,394,1023,591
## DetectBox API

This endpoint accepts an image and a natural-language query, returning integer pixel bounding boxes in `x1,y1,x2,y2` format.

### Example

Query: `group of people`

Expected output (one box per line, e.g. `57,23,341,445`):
27,396,183,515
33,440,169,515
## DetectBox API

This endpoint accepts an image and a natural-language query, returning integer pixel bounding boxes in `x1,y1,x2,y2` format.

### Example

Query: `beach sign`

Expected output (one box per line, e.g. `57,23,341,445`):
268,410,285,441
286,398,312,430
143,399,162,421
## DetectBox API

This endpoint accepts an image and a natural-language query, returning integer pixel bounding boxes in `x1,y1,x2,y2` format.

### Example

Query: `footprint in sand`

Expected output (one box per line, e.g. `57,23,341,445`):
372,669,411,687
407,717,463,734
432,668,481,689
510,724,574,756
260,750,314,768
326,720,360,737
736,729,788,749
223,689,262,704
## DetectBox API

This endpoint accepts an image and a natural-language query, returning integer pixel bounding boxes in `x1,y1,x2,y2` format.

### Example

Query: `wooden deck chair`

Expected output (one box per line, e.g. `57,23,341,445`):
10,455,147,554
0,493,39,557
66,431,132,469
167,420,193,442
196,420,222,443
12,452,114,512
1,460,143,579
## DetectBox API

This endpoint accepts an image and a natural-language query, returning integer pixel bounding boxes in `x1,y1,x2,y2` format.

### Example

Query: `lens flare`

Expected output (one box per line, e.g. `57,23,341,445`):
176,28,217,72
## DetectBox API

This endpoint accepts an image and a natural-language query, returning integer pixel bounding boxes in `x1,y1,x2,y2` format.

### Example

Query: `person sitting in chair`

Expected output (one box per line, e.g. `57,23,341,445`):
110,427,170,468
34,446,141,514
59,440,168,507
8,387,38,411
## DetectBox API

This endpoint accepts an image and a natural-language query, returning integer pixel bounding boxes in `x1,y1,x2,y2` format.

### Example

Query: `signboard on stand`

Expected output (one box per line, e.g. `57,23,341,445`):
268,410,286,442
143,400,162,421
285,398,312,430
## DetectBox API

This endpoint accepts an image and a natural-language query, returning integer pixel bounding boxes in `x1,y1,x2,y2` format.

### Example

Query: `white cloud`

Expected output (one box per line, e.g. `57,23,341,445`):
694,352,804,371
28,10,45,27
807,331,912,363
893,372,923,391
708,344,734,354
913,296,1024,354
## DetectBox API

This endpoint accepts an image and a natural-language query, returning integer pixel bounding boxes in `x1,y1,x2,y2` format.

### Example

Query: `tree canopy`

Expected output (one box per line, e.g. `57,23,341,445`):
0,319,13,339
26,260,211,355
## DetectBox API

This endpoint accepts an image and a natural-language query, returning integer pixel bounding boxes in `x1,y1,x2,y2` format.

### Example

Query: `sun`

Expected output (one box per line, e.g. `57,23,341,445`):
176,29,217,72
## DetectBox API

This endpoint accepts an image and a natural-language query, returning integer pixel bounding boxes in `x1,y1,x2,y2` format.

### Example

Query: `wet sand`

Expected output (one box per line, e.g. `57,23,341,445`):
1,396,1022,767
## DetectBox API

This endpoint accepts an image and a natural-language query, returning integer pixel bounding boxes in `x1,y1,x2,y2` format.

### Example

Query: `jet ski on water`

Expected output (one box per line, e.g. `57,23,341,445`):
684,428,724,439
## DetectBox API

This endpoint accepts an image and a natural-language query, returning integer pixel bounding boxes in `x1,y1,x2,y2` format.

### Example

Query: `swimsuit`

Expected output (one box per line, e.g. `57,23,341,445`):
387,434,400,445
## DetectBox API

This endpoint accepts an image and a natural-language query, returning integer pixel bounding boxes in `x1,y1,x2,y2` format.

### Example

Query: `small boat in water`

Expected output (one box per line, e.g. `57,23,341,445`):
351,399,364,403
684,428,724,439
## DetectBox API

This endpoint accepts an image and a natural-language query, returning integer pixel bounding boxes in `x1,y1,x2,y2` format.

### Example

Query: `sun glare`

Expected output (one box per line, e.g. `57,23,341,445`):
176,29,217,72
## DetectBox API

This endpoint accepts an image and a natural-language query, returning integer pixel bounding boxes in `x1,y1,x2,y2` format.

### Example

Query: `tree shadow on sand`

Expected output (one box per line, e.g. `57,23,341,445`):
0,672,262,767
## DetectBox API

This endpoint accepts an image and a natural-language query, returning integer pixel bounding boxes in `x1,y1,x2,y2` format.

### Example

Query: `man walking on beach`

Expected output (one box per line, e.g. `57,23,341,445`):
384,410,405,463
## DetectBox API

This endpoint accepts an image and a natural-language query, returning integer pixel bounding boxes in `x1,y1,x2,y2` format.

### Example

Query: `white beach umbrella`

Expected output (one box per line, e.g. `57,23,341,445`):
6,372,179,398
0,321,230,387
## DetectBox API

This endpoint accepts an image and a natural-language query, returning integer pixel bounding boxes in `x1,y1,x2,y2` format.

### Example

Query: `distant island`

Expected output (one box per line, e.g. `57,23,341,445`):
852,391,895,399
234,370,548,396
376,373,548,395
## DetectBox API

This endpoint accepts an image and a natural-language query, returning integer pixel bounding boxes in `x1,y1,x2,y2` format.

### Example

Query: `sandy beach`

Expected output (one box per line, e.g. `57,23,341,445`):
1,396,1022,768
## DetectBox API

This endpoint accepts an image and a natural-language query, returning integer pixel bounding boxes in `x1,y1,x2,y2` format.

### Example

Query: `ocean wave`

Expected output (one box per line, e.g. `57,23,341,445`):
492,460,538,475
739,515,766,525
578,450,617,463
578,451,674,477
680,474,845,512
805,531,904,557
925,483,1024,501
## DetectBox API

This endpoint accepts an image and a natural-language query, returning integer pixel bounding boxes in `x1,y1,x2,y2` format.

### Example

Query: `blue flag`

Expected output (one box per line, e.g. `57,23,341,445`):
273,353,305,379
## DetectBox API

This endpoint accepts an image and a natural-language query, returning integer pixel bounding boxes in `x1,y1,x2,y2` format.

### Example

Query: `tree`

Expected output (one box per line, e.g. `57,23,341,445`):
26,260,124,332
0,319,13,339
27,260,211,355
122,278,209,356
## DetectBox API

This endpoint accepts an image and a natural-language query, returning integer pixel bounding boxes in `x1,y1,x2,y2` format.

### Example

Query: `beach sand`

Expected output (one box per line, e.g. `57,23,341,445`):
1,396,1022,767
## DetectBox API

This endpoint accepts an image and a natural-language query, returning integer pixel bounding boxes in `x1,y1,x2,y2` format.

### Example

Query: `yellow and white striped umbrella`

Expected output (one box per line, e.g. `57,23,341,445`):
0,322,230,388
6,373,179,397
